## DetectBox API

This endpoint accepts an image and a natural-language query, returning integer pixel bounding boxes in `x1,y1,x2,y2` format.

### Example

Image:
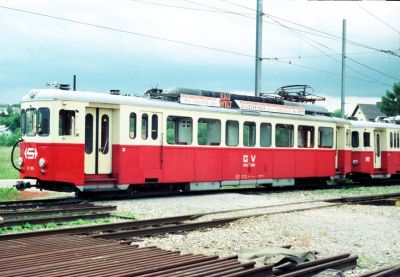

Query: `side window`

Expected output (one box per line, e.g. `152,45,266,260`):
351,131,359,148
226,120,239,146
298,125,314,148
390,132,393,148
276,124,294,147
85,114,93,154
243,121,256,147
363,132,370,147
26,108,37,136
142,113,148,140
319,127,334,148
260,123,271,147
100,115,109,154
198,118,221,146
167,116,192,145
397,133,399,149
129,113,137,139
59,110,75,136
151,114,158,140
21,109,26,135
37,108,50,136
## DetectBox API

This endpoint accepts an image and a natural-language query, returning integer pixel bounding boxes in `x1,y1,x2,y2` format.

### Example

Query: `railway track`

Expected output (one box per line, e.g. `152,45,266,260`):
1,193,399,276
0,197,117,228
1,191,399,242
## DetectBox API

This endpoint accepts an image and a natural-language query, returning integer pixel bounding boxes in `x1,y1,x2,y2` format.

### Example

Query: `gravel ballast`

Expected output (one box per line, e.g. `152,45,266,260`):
97,185,400,275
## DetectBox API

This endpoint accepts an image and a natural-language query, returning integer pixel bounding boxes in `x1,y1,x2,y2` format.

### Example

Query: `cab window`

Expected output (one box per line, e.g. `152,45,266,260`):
26,108,37,136
37,108,50,136
351,131,359,148
59,110,75,136
21,109,26,135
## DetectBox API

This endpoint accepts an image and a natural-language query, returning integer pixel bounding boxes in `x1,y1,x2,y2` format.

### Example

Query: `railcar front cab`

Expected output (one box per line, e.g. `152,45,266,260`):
17,94,87,192
347,121,395,181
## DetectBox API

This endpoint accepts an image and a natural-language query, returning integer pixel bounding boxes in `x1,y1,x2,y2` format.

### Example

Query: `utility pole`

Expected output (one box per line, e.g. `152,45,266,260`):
340,19,346,119
255,0,263,97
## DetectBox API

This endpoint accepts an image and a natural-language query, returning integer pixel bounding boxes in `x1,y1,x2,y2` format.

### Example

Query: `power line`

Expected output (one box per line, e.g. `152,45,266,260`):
0,5,392,87
264,14,393,85
346,57,400,81
356,4,400,35
218,0,400,58
0,5,254,58
127,0,253,15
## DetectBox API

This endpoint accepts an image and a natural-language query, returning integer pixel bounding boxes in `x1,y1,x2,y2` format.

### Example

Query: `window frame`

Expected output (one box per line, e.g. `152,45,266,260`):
37,107,50,137
197,118,221,146
260,122,272,147
298,125,315,148
275,123,294,148
59,109,76,136
129,112,137,139
26,108,37,137
351,131,359,148
318,127,334,149
225,120,239,147
243,121,256,147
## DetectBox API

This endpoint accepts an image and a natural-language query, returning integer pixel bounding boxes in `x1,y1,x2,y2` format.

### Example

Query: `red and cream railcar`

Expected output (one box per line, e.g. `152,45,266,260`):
15,88,398,193
347,121,400,179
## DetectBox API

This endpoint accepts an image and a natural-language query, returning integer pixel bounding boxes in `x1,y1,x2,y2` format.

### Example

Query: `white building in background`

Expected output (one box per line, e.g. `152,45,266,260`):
0,125,12,136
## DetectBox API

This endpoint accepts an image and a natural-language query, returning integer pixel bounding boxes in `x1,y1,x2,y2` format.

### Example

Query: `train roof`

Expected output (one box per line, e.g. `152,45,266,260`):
22,89,351,125
349,120,400,129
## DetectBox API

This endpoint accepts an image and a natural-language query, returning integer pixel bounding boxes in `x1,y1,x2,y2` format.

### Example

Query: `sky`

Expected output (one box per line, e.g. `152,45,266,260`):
0,0,399,114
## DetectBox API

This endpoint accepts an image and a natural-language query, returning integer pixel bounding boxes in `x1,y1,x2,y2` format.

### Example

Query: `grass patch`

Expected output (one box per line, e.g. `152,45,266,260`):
0,146,19,179
112,210,136,219
0,187,19,201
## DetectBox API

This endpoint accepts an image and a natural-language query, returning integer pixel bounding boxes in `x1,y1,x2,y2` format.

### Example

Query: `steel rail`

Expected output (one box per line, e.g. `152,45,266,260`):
91,217,239,239
276,256,358,276
359,265,400,277
0,201,88,211
0,205,116,218
0,197,77,207
0,213,111,227
0,214,200,240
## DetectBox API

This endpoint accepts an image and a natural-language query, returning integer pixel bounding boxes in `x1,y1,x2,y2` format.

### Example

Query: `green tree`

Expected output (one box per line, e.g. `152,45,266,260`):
381,82,400,116
332,109,348,118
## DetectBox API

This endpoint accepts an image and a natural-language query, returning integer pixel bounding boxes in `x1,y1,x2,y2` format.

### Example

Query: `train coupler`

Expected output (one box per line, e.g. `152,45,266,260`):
14,181,35,191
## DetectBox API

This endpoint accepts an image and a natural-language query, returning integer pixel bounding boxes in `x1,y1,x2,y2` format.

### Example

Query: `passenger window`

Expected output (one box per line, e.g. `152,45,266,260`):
167,116,192,145
37,108,50,136
100,115,109,154
21,109,26,135
85,114,93,154
59,110,75,136
390,132,393,148
363,132,370,147
276,124,294,147
351,131,359,148
243,121,256,147
198,118,221,146
319,127,334,148
260,123,271,147
26,108,37,136
226,120,239,146
142,113,148,140
298,125,314,148
129,113,137,139
397,133,399,149
151,114,158,140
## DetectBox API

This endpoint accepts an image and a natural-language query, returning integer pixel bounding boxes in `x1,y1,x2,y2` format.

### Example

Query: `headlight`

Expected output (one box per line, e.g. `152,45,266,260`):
352,159,359,166
39,158,47,168
18,157,24,167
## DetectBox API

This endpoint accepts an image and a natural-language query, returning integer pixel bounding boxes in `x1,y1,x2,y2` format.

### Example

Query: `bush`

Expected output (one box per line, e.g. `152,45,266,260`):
0,130,21,146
